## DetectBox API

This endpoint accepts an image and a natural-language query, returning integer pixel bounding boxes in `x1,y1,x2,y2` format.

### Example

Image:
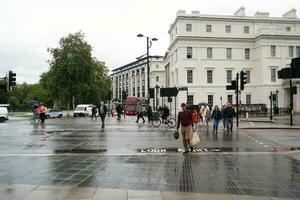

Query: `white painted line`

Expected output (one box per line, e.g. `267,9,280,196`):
259,143,263,145
255,140,258,142
249,122,254,125
264,145,269,148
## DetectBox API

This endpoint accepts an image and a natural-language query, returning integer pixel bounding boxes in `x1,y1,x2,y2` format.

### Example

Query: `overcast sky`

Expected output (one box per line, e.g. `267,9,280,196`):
0,0,299,83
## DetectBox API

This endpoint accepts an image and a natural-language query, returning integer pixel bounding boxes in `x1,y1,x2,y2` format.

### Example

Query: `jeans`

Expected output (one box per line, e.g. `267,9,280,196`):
136,113,145,123
213,119,220,134
100,114,105,128
202,118,206,129
225,118,233,132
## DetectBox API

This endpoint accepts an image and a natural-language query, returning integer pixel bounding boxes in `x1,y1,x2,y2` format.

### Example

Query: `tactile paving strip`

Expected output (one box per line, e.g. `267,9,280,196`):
0,154,299,198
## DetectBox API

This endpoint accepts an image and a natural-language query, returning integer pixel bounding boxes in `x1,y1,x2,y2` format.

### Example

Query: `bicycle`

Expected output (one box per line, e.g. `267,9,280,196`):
152,112,176,128
30,113,40,124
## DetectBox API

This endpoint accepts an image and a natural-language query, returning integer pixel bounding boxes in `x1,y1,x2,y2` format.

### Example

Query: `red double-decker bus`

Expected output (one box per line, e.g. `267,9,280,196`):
124,96,138,115
123,96,149,115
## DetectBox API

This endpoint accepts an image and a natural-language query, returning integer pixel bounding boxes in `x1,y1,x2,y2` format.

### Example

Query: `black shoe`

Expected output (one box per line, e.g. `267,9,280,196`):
190,147,193,152
143,121,145,123
183,151,189,154
135,121,138,123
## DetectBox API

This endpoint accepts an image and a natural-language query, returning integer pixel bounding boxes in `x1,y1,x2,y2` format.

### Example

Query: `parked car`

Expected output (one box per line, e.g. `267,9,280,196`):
73,104,94,117
0,107,8,123
46,109,63,119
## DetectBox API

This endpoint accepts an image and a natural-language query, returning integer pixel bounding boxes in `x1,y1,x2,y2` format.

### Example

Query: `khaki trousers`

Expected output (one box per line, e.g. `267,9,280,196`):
181,125,192,151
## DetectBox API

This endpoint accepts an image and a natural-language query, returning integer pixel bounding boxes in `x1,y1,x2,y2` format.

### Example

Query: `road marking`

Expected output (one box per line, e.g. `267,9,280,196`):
259,143,263,145
264,145,269,148
249,122,254,125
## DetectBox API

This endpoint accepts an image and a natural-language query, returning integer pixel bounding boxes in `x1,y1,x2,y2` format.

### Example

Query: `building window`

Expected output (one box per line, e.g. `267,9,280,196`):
208,95,214,106
244,26,250,33
186,24,192,32
206,24,212,32
226,48,232,59
187,95,194,105
225,25,231,33
156,76,159,82
296,46,300,57
226,70,232,84
245,70,251,83
207,70,213,83
227,95,233,104
286,27,291,32
186,47,193,58
207,47,213,59
245,48,250,60
271,68,276,82
271,45,276,57
289,46,294,57
187,70,193,83
246,95,251,104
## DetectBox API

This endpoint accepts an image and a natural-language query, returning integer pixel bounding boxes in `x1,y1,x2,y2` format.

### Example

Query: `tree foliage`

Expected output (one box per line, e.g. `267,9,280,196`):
42,31,111,109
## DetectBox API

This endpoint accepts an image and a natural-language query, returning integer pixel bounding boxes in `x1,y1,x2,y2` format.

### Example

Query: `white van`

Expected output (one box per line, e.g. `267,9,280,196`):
0,107,8,122
73,104,94,117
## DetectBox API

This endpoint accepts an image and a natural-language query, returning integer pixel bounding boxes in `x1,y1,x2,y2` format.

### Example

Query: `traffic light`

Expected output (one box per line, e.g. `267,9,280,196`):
8,70,16,90
122,90,127,100
240,70,247,91
226,80,236,90
290,57,300,78
106,90,112,101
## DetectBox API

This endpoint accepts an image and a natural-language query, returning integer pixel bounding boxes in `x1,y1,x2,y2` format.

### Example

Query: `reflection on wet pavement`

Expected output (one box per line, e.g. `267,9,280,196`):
0,117,300,199
0,154,299,198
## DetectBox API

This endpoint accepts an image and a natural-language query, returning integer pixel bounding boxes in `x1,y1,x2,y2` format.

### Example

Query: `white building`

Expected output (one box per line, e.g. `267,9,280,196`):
164,7,300,112
111,56,165,106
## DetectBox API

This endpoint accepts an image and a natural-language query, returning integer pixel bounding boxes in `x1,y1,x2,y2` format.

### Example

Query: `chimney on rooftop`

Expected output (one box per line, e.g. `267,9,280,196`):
255,11,269,18
234,7,245,16
283,8,297,18
177,10,186,16
191,10,200,15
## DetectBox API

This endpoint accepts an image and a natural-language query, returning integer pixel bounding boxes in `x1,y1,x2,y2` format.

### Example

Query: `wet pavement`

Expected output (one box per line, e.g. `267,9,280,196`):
0,116,299,199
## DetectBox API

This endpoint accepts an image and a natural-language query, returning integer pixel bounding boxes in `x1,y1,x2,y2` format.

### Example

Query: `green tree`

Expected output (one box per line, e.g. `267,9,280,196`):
44,31,111,109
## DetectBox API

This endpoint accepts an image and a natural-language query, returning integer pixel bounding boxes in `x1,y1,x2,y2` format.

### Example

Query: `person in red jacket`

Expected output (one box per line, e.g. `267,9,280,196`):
177,103,195,153
37,103,46,123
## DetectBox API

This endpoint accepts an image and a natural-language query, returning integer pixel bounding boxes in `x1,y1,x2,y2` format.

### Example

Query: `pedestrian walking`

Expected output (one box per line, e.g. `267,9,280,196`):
98,101,107,128
116,104,122,120
200,106,210,131
37,103,46,123
176,103,195,154
147,105,153,122
221,104,227,130
192,108,200,131
224,103,234,133
91,106,97,120
136,101,145,123
211,105,222,135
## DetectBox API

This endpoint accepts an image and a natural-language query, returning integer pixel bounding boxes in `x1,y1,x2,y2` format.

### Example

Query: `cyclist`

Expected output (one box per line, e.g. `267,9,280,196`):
161,106,170,123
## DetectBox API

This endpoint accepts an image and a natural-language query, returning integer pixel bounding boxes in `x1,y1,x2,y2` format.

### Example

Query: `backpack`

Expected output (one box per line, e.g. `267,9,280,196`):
205,110,211,121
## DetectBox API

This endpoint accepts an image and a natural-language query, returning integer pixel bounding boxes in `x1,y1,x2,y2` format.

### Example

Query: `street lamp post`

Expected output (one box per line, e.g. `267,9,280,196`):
137,34,158,103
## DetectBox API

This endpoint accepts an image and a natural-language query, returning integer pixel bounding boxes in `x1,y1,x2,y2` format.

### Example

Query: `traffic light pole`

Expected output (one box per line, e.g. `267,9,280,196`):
290,80,293,126
236,73,239,128
270,91,273,120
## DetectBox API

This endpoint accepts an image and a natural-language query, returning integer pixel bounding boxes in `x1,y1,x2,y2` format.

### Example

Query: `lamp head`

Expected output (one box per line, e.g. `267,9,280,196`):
137,34,144,37
152,38,158,41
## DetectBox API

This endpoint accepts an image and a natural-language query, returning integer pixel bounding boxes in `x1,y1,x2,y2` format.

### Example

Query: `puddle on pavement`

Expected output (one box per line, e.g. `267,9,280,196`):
54,149,107,153
271,147,300,152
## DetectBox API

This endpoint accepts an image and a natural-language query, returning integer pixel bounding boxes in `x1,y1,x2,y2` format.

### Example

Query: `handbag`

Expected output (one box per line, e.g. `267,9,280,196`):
190,131,200,146
173,130,179,140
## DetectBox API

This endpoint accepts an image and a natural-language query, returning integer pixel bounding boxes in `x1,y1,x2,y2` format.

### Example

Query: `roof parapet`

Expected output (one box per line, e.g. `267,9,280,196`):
283,8,297,18
234,7,245,17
